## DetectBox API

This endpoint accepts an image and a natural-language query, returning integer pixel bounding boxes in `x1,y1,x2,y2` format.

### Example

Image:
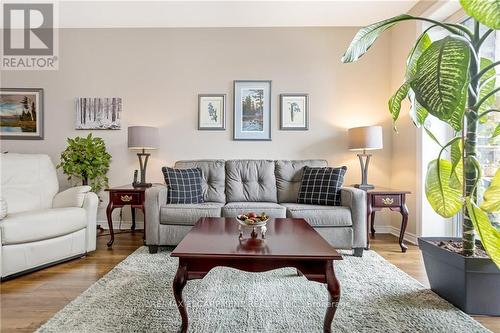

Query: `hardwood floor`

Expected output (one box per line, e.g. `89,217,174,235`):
1,231,498,332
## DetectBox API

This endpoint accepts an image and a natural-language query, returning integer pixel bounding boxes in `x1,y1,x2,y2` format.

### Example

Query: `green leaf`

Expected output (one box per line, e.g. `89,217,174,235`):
493,123,500,138
425,159,463,218
411,36,470,131
481,167,500,212
466,198,500,269
389,82,410,126
408,90,428,127
450,140,462,174
342,14,413,63
478,58,497,120
460,0,500,29
390,32,431,129
464,155,482,195
406,32,432,81
449,139,463,189
424,127,442,147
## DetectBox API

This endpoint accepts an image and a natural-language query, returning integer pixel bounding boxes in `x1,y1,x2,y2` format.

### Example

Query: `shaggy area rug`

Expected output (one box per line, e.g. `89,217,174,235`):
37,247,490,333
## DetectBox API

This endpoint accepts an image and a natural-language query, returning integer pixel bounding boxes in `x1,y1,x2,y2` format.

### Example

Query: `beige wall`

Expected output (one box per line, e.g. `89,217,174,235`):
1,27,396,225
389,22,419,239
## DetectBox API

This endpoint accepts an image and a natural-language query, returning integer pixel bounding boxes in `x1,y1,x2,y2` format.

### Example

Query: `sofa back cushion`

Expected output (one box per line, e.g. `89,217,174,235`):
0,153,59,213
174,160,225,203
275,159,328,203
226,160,277,202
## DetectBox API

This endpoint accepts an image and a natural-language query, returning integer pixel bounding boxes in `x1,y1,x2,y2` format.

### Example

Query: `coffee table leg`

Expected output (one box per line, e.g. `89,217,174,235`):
173,261,188,333
324,260,340,333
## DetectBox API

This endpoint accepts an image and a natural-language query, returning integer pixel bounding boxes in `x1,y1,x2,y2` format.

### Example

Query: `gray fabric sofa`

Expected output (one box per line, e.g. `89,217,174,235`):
145,159,367,256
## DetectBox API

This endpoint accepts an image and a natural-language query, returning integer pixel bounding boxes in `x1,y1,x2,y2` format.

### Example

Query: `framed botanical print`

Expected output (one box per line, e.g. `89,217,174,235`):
198,94,226,130
280,94,309,130
233,80,272,141
0,88,44,140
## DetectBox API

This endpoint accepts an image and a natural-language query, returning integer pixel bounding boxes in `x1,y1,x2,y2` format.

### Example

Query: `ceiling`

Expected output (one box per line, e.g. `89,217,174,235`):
54,0,420,28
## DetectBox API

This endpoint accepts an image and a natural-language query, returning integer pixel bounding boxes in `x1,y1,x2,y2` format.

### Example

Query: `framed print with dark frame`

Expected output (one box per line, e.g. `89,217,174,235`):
280,93,309,130
0,88,44,140
198,94,226,130
233,80,272,141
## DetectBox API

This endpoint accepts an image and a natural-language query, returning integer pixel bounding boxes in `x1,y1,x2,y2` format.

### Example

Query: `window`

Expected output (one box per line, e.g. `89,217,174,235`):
463,19,500,229
419,18,500,236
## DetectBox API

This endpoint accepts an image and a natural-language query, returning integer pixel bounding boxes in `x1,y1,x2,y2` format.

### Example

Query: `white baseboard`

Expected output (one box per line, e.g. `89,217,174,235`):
97,220,144,230
374,224,418,245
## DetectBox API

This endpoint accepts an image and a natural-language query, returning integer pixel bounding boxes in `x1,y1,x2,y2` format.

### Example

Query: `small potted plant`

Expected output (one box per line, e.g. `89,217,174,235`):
342,0,499,315
57,133,112,193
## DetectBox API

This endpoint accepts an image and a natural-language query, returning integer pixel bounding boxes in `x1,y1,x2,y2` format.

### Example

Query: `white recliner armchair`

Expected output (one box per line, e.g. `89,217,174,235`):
0,153,98,280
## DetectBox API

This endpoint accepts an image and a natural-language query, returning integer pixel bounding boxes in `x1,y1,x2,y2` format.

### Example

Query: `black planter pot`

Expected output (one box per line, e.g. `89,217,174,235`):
418,237,500,316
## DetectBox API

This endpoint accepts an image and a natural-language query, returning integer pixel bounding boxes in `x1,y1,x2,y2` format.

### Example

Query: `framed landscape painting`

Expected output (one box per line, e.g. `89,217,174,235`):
280,94,309,130
76,97,122,130
198,94,226,130
233,80,271,141
0,88,44,140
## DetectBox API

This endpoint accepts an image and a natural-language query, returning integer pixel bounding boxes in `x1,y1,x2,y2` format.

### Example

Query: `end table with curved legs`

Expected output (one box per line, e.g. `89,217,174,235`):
365,188,411,252
105,185,147,247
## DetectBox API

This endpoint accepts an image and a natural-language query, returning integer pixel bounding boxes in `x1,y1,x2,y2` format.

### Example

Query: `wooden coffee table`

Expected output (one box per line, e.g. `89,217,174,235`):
170,217,343,333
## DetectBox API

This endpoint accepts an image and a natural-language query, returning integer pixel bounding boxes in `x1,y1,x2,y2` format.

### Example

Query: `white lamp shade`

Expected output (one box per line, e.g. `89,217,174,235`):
128,126,159,150
348,126,383,151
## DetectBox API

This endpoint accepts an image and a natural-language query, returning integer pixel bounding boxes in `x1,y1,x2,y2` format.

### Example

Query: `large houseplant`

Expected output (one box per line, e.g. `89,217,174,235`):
342,0,499,314
57,133,111,192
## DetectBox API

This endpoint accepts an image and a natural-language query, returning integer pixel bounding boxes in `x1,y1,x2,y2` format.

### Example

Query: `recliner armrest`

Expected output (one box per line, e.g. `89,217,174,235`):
340,187,367,249
53,186,92,208
83,191,98,252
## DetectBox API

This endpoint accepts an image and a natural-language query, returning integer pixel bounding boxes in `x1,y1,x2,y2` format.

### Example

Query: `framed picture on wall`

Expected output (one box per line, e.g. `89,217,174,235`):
0,88,44,140
233,80,272,141
76,97,122,130
198,94,226,130
280,94,309,130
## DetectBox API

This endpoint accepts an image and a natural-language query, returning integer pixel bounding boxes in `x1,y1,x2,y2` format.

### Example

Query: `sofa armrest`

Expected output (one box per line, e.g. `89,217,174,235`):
53,186,92,208
82,191,98,252
145,185,168,245
341,187,367,249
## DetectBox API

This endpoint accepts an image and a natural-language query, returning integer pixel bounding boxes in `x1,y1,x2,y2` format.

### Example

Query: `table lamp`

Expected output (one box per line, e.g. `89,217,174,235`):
128,126,159,187
347,125,383,190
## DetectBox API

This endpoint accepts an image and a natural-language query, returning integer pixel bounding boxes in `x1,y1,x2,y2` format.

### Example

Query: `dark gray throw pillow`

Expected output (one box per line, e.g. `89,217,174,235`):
297,166,347,206
162,167,204,204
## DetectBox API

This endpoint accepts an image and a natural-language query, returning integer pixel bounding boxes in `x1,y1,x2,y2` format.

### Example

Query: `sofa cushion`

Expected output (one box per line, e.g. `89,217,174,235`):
275,160,328,203
226,160,277,202
0,208,87,245
1,153,59,214
162,167,204,204
222,202,286,218
160,202,224,226
174,160,226,203
297,166,347,206
281,203,352,227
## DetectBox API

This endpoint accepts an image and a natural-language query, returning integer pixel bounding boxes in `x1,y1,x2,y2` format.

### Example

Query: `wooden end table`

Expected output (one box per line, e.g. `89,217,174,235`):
170,217,342,333
365,187,411,252
105,185,146,247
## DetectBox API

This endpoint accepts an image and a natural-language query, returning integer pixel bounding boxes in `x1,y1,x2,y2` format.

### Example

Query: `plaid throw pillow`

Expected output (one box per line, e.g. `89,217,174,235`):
162,167,204,204
297,166,347,206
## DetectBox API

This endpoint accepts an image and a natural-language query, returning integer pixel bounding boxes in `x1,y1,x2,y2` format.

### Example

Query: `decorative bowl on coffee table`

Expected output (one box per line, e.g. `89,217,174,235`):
236,214,268,239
